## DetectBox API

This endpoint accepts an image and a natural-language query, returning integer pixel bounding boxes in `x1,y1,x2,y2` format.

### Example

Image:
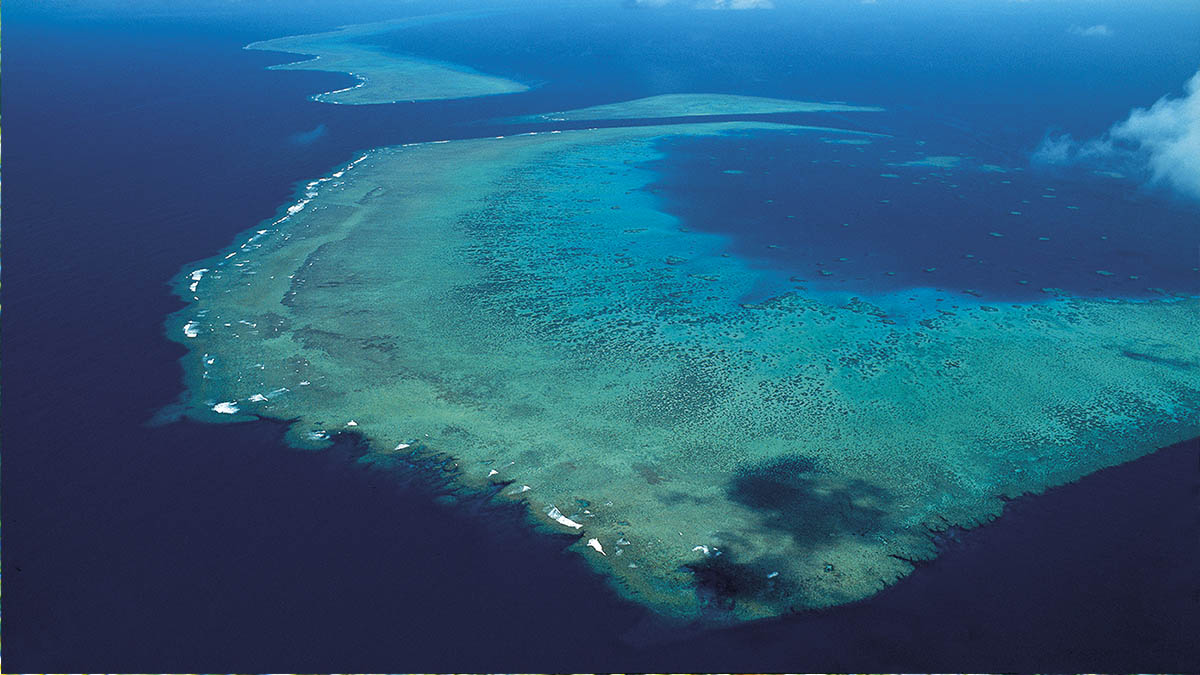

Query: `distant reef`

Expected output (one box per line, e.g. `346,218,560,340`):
515,93,884,122
245,16,528,104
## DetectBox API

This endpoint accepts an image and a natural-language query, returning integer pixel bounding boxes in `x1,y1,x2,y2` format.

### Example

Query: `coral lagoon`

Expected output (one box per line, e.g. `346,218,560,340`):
173,21,1200,620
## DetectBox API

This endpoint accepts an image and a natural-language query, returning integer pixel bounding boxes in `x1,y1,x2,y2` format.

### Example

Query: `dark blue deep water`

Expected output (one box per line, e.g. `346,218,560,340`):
4,0,1198,670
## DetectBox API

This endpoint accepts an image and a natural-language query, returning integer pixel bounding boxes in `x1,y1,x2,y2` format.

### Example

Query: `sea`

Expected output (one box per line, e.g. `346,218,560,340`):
3,0,1198,670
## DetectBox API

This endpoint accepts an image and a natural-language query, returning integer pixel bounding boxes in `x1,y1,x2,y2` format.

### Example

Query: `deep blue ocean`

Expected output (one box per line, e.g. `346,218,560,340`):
4,0,1198,670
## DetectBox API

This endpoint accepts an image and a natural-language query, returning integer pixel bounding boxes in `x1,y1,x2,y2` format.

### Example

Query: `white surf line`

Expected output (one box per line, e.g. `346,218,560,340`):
314,73,368,103
260,153,372,228
393,130,555,150
190,152,366,298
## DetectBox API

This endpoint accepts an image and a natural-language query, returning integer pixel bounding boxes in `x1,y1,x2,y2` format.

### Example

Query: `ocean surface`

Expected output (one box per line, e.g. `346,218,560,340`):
4,0,1198,669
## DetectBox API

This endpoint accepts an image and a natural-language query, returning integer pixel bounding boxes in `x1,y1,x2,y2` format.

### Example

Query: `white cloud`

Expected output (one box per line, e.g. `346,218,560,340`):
1068,24,1113,37
1031,135,1075,165
1034,68,1200,200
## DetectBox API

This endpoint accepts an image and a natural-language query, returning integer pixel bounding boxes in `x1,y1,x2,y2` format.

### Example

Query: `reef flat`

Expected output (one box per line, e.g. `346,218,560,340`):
246,18,528,104
173,121,1200,620
521,93,884,122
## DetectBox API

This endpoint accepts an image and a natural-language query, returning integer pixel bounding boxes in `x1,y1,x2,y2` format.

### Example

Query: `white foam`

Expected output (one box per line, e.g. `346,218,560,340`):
248,394,268,402
212,401,239,414
691,545,713,556
183,321,201,338
546,505,583,529
323,81,362,97
395,442,410,450
587,538,606,555
487,469,499,477
346,420,358,426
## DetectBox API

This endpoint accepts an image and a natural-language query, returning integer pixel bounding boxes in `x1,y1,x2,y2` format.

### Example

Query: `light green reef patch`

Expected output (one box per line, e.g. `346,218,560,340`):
173,122,1200,621
896,154,964,168
245,17,529,104
517,93,884,123
823,137,874,145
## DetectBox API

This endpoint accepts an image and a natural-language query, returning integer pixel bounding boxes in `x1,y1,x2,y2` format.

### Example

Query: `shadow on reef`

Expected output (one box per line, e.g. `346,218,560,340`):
726,454,893,547
685,553,779,612
681,455,898,612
